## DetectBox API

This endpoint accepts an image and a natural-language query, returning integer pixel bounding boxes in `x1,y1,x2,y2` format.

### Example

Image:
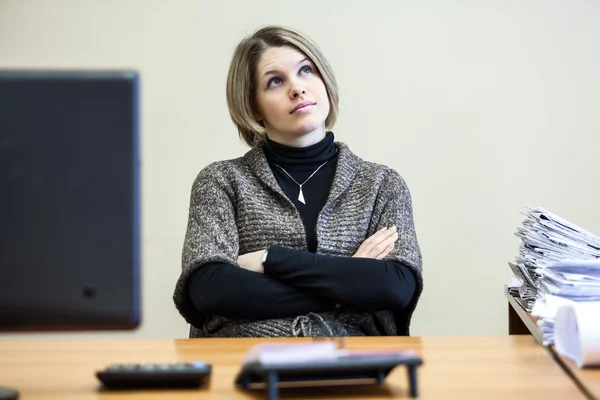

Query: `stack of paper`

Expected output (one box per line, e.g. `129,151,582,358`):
509,206,600,345
537,260,600,301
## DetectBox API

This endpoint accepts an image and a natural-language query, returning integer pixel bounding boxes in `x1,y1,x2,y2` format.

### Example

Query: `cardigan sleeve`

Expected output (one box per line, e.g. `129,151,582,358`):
172,163,242,328
374,170,423,333
372,170,423,281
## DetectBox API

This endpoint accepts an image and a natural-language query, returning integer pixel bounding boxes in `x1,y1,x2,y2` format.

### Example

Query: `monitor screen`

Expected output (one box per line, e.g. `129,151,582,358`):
0,71,141,331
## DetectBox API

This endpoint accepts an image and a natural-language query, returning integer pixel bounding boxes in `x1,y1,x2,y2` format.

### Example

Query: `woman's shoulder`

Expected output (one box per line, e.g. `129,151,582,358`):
195,157,242,176
338,142,408,188
361,161,410,199
190,154,249,190
361,158,403,180
190,146,264,190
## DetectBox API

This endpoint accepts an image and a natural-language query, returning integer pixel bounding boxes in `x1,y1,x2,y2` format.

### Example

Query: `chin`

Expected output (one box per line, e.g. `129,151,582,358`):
292,120,327,136
286,128,322,139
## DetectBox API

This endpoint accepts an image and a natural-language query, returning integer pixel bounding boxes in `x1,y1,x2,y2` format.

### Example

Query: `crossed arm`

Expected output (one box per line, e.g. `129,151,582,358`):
180,166,420,325
187,227,417,320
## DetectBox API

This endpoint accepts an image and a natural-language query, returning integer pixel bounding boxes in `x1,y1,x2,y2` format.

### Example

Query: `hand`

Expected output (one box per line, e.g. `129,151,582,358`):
237,249,267,274
352,226,398,259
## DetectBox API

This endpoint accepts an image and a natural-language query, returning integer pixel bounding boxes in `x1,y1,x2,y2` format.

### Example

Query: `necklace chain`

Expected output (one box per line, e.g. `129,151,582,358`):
273,160,330,205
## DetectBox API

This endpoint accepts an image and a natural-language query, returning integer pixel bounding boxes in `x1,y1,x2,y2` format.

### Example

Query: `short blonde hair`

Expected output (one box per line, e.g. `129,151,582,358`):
226,26,339,147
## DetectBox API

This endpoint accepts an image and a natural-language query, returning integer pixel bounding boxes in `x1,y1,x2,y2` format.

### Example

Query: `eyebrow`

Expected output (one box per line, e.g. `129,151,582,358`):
261,58,310,78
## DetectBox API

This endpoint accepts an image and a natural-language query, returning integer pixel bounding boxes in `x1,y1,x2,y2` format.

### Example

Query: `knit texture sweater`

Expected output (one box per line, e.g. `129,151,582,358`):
173,141,423,337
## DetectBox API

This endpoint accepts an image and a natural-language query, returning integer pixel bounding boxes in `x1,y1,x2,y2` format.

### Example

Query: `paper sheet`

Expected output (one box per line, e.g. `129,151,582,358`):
554,302,600,368
242,342,340,365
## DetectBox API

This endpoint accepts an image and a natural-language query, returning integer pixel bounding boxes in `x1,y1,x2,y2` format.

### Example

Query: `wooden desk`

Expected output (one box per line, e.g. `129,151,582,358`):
0,336,584,400
506,290,600,400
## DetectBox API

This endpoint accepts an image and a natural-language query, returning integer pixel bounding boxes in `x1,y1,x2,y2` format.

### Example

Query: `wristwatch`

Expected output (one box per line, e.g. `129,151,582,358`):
261,249,269,266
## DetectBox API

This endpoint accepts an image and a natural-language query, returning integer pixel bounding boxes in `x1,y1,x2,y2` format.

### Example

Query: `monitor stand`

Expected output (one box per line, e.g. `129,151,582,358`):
0,387,18,400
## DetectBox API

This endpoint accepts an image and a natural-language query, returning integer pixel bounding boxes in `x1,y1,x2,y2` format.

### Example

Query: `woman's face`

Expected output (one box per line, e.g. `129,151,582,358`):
254,46,330,147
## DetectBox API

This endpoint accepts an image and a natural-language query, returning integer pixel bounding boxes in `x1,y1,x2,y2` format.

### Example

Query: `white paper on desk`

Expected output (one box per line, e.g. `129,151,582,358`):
242,342,340,366
532,295,575,318
554,302,600,368
551,259,600,269
540,268,600,286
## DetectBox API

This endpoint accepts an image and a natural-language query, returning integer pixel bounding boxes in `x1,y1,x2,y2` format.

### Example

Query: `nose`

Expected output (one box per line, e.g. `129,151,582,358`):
289,80,306,99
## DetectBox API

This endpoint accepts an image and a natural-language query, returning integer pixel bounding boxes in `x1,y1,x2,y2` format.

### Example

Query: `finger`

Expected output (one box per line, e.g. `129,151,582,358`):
364,227,389,245
369,230,398,253
365,226,397,247
384,226,398,238
376,226,398,243
376,242,395,259
356,227,397,258
374,233,398,257
371,241,389,257
376,243,394,259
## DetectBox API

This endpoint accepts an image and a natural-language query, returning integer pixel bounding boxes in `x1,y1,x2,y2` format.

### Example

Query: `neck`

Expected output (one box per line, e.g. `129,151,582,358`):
263,131,336,168
265,126,326,148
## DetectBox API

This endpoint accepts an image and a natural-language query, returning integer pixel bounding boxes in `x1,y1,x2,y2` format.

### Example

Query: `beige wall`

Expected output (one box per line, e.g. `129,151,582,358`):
1,0,599,339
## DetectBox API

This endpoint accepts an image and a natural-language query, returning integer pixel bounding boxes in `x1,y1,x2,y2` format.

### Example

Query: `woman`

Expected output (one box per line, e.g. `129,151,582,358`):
173,25,423,338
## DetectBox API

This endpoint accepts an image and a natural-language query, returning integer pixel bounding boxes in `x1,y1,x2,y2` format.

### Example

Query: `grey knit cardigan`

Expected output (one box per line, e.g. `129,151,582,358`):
173,141,423,338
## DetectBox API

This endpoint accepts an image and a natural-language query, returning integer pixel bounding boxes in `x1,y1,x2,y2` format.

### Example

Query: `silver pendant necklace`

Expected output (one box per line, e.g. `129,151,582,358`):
273,160,330,205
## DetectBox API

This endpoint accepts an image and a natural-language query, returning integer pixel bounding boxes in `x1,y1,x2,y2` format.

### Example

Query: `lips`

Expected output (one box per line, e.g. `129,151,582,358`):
290,101,316,114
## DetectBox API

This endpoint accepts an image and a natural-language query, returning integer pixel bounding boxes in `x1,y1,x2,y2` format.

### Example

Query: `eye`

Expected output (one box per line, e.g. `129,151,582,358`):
267,77,283,88
300,65,313,75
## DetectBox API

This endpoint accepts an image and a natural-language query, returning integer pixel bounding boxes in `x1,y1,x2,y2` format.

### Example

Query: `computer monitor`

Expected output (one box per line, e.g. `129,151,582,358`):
0,70,142,399
0,71,141,331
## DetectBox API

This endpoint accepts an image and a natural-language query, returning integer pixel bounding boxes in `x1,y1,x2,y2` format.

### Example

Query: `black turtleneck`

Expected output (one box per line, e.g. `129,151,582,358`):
187,133,416,328
263,132,338,252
